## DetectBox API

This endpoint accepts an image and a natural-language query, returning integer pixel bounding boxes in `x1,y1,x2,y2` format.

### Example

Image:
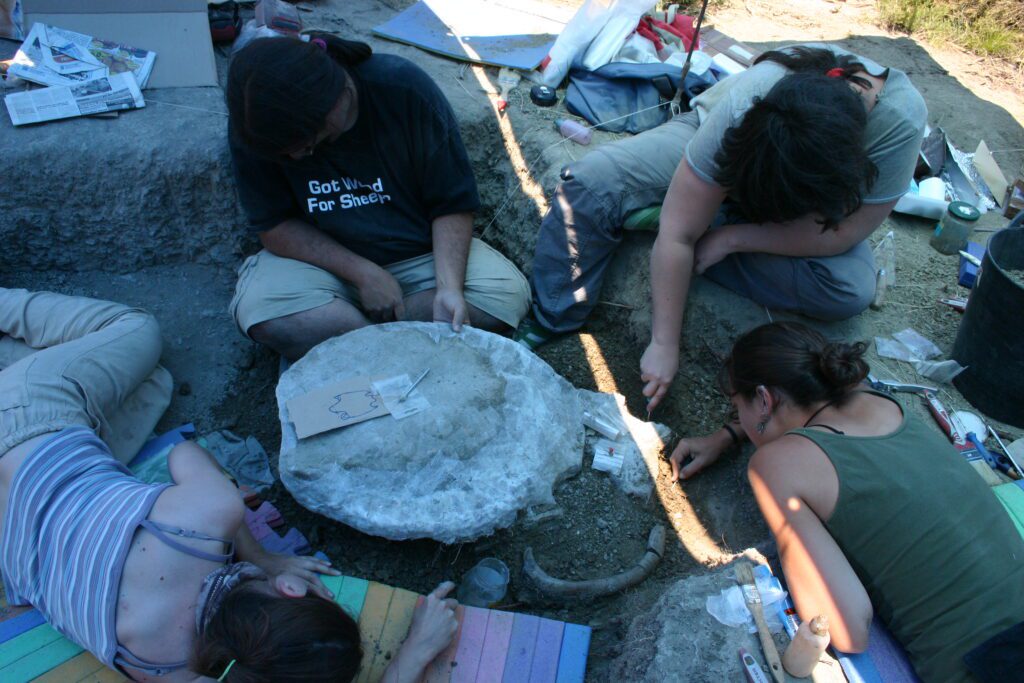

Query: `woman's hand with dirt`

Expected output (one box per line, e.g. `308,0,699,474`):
669,429,734,481
640,340,680,413
384,582,459,683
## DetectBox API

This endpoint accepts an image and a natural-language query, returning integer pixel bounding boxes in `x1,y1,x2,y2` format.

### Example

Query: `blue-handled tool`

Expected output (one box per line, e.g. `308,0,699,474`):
966,432,1007,473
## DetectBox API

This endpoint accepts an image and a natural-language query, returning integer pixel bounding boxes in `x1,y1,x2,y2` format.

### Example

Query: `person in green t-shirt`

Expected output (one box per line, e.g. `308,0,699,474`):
671,321,1024,682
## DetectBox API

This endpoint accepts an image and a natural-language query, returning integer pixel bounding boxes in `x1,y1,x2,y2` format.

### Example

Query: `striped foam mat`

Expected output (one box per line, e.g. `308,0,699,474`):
1,573,590,682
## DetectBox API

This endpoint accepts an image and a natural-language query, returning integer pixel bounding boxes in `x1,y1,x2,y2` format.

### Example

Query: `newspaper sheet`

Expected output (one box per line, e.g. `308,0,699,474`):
4,72,145,126
9,23,156,89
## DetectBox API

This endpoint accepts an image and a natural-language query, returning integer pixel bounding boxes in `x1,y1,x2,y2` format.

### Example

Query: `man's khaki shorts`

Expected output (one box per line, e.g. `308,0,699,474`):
230,238,530,337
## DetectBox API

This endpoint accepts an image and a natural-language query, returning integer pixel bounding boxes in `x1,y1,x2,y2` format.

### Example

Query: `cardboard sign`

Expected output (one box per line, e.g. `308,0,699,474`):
22,0,217,88
286,377,389,439
974,140,1009,208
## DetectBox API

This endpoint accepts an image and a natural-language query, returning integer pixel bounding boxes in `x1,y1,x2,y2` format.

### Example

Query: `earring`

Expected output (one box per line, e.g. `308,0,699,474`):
756,418,768,434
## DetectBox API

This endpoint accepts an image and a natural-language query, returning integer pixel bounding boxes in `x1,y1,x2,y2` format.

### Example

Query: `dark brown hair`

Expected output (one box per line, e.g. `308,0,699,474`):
719,322,869,407
713,47,879,231
226,33,371,157
190,587,363,682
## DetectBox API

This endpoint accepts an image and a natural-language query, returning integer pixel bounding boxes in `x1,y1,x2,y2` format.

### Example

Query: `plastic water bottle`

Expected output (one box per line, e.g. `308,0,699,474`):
871,231,896,310
554,119,592,146
456,558,509,607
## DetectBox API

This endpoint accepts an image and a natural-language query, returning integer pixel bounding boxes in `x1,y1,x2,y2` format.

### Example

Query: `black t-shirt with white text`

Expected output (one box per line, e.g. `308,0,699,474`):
230,53,480,266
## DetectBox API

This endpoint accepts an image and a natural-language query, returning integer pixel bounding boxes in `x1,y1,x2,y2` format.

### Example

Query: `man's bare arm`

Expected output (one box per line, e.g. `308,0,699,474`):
430,212,473,330
259,219,405,320
259,219,378,283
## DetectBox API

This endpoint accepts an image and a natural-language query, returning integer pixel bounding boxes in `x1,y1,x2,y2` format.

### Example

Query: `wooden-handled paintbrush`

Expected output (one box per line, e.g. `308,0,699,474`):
735,562,785,683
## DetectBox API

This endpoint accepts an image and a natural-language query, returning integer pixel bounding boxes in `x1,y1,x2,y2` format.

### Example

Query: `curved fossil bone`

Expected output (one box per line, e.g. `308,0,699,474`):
522,525,666,601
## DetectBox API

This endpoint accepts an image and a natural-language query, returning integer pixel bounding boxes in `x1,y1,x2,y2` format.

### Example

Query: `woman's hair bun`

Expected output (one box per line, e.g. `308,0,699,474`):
818,341,868,390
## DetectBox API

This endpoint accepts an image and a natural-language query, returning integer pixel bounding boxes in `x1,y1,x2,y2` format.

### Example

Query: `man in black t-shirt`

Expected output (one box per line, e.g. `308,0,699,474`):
226,37,529,360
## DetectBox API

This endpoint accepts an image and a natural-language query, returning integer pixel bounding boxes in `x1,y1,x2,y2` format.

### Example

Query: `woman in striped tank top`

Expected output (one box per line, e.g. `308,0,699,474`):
0,289,457,682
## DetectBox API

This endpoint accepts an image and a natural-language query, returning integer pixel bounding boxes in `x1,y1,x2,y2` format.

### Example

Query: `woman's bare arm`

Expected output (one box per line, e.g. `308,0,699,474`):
747,438,873,652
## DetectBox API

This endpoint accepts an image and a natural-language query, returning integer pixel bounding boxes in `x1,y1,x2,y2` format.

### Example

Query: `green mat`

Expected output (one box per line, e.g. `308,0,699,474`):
994,482,1024,538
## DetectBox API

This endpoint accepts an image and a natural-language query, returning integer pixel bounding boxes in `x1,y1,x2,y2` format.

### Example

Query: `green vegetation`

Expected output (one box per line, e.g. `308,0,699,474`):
877,0,1024,69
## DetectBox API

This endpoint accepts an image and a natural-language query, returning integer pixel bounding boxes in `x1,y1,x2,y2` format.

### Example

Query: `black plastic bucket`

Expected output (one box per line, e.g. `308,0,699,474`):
952,226,1024,427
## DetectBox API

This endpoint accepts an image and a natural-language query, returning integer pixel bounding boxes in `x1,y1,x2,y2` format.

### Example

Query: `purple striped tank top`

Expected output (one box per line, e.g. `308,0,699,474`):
0,427,223,674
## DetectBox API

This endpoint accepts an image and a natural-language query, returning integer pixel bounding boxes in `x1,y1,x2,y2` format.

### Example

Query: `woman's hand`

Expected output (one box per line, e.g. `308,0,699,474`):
355,264,405,322
669,429,734,481
384,582,459,683
640,340,680,413
693,227,735,275
251,551,341,601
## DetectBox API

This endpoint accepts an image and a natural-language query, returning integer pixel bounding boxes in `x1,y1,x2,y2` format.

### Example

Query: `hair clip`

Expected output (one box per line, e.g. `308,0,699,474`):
825,67,844,79
311,38,327,51
218,659,237,681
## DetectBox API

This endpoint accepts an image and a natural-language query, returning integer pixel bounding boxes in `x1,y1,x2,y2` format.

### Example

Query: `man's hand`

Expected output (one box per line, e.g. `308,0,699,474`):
250,550,341,601
355,264,405,322
384,582,459,683
433,288,470,332
669,429,733,481
640,340,679,413
693,227,735,275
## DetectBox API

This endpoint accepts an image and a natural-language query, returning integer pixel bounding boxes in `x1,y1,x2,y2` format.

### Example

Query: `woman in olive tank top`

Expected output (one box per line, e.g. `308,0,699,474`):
668,322,1024,682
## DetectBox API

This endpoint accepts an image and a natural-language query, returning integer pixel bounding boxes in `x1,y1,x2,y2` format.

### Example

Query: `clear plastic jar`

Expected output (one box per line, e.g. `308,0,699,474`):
930,201,981,255
456,558,509,607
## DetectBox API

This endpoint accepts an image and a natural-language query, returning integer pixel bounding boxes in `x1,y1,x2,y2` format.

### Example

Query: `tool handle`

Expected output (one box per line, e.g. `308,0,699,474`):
967,432,1005,471
747,598,785,683
736,563,785,683
739,648,771,683
923,391,963,445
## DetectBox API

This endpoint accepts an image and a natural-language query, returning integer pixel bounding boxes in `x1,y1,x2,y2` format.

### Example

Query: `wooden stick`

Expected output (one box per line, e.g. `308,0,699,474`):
735,562,784,683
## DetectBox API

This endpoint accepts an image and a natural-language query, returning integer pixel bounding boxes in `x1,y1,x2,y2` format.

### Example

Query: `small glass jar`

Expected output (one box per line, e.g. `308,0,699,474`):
456,558,509,607
930,201,981,255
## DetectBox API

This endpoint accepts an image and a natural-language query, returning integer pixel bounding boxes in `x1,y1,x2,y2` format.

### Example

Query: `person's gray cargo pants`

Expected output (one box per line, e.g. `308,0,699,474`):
529,111,877,334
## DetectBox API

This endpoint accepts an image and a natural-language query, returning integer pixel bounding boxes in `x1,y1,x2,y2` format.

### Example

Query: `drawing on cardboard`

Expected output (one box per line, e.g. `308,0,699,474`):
286,376,390,439
328,389,383,421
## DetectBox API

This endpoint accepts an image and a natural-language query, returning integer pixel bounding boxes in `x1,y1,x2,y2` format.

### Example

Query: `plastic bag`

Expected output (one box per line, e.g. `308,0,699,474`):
539,0,655,87
912,359,966,384
614,31,661,64
705,575,788,634
232,18,297,55
875,337,916,362
893,328,942,360
581,2,654,71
